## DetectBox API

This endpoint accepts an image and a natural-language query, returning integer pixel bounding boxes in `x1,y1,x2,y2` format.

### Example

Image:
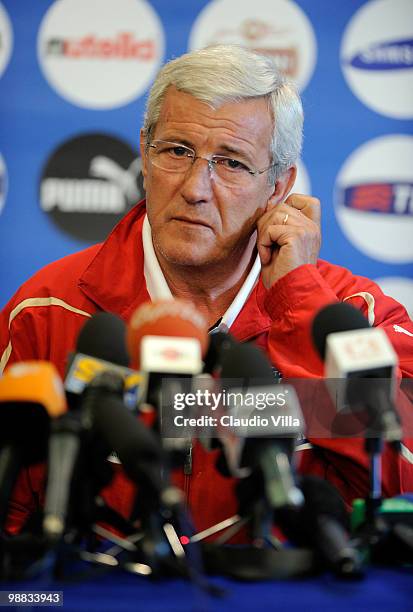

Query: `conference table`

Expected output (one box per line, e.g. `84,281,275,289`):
2,565,412,611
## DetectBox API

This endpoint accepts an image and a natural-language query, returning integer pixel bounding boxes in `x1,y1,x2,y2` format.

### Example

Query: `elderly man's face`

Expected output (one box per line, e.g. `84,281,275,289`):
140,87,281,271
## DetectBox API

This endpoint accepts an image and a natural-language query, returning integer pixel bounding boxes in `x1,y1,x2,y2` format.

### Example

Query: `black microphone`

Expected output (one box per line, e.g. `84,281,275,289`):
81,368,189,578
202,331,238,376
83,369,181,515
76,311,130,366
218,341,304,511
42,412,83,538
312,301,370,360
43,312,130,540
64,311,134,407
278,475,363,577
311,302,401,444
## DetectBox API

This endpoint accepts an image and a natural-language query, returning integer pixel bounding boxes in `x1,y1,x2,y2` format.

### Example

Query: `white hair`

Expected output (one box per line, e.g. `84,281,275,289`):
143,44,303,182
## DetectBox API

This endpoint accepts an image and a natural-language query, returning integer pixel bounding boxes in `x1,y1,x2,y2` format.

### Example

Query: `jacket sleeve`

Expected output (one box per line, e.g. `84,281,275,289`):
1,276,93,378
0,290,45,374
263,262,413,508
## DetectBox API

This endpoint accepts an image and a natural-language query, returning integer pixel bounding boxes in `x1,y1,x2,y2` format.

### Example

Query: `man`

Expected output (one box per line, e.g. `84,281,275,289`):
1,45,412,536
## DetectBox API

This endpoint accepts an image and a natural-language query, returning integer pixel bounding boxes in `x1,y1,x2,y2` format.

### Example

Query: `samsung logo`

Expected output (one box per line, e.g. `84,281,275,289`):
342,182,413,214
348,38,413,71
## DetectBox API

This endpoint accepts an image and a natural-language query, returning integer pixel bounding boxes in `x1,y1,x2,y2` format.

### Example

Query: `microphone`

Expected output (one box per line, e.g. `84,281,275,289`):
126,300,209,451
278,475,362,577
0,361,66,530
77,311,130,365
44,312,131,539
311,302,401,443
83,369,181,514
126,299,209,372
211,340,303,522
42,412,83,539
202,331,238,377
64,311,144,409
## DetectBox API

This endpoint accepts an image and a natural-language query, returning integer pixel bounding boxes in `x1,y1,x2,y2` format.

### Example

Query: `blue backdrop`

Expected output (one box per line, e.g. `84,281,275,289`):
1,0,412,313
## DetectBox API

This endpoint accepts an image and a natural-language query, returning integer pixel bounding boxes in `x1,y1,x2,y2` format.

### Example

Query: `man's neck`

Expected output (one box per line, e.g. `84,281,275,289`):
155,239,257,328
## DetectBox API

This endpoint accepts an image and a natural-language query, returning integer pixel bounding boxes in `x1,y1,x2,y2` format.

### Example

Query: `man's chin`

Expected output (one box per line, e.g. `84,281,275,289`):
155,239,217,268
160,250,215,268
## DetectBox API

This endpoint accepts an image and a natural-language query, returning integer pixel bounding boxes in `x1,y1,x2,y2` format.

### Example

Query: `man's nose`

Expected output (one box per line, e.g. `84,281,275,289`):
180,158,214,204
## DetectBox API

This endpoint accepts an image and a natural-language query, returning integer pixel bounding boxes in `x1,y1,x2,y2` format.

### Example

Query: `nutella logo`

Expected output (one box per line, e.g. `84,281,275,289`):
45,32,156,60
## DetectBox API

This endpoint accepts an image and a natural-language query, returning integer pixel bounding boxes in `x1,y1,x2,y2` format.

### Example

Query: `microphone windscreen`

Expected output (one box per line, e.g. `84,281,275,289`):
203,331,238,374
0,361,66,461
76,312,129,366
126,299,209,369
0,361,66,418
312,302,370,361
89,381,163,496
220,341,275,387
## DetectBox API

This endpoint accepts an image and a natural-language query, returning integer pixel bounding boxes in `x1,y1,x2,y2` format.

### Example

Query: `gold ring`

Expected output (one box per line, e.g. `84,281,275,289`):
282,213,289,225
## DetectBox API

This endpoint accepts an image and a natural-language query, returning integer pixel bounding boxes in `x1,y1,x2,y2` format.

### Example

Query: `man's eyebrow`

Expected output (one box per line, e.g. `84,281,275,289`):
157,135,194,148
214,144,254,162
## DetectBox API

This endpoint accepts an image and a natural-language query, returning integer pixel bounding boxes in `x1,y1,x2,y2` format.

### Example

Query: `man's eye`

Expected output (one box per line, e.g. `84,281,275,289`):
217,157,249,172
168,146,190,158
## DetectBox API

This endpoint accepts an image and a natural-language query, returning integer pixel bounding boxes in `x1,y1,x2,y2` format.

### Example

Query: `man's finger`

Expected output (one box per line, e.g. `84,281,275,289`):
257,224,288,265
284,194,321,224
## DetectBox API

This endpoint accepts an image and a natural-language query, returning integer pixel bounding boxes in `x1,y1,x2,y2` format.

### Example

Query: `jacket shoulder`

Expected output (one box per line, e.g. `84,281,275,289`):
0,245,102,374
18,245,101,300
316,259,374,296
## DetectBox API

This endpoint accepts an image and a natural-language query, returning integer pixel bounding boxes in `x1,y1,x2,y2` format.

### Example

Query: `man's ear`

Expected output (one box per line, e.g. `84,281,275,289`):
267,165,297,207
139,129,148,189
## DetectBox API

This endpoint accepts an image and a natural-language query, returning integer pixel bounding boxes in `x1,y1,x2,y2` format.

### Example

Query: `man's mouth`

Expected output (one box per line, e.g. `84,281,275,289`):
172,216,212,229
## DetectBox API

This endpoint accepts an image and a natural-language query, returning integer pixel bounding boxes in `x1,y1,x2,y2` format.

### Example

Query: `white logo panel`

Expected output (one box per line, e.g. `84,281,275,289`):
0,2,12,79
0,152,8,214
341,0,413,118
189,0,317,91
37,0,164,109
335,135,413,263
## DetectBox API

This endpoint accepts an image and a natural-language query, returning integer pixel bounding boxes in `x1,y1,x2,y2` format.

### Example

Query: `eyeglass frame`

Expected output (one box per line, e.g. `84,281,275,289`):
146,139,278,178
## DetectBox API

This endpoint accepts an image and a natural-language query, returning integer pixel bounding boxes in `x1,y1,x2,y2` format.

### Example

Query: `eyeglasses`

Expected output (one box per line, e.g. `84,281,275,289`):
147,140,277,186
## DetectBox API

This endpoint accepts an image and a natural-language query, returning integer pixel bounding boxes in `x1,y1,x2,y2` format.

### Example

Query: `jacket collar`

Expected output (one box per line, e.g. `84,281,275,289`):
78,200,272,339
78,201,150,321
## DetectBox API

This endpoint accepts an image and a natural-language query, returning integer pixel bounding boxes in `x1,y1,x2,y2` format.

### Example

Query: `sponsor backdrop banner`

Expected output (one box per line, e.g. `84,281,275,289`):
0,0,412,313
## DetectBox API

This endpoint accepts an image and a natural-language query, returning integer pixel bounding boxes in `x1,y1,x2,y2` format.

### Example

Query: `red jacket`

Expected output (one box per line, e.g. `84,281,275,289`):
1,201,413,536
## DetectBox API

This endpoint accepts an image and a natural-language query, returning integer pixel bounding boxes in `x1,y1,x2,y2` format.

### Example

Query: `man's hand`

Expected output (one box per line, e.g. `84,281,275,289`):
257,194,321,290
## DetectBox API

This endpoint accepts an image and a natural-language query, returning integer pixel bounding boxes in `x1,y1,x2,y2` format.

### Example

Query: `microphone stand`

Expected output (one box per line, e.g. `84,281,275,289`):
352,382,408,564
362,383,402,527
364,437,384,526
